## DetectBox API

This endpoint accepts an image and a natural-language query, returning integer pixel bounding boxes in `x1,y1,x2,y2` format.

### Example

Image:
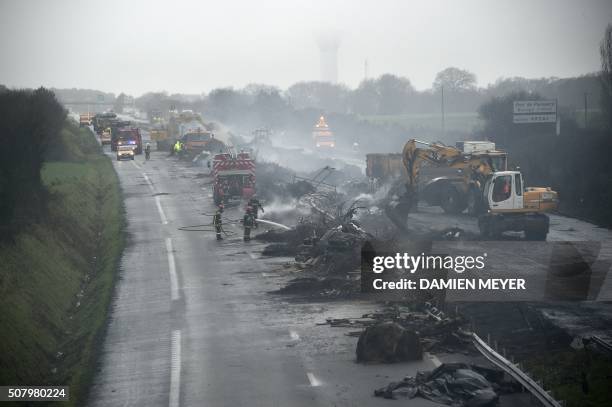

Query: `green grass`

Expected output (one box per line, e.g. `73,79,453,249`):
0,122,124,406
525,349,612,407
362,112,483,133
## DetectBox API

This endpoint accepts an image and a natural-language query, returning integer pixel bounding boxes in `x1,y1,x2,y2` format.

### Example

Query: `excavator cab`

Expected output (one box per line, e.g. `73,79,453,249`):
483,171,524,212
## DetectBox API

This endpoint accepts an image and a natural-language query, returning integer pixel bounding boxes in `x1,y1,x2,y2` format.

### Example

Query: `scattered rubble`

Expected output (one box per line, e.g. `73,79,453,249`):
356,322,422,363
322,303,470,357
374,363,518,406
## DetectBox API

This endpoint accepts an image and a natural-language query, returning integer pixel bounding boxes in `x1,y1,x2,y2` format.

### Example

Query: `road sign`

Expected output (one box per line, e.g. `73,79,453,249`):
513,100,556,114
513,114,557,124
513,100,557,125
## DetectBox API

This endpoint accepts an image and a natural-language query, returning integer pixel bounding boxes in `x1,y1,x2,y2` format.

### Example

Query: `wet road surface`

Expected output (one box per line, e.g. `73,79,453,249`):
88,149,445,406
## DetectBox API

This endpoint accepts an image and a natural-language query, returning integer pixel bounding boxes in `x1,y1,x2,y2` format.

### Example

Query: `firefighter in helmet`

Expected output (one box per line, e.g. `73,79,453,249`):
247,195,264,228
243,207,255,241
213,204,224,240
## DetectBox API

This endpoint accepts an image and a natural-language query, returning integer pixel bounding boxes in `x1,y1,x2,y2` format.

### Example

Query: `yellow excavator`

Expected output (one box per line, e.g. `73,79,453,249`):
385,139,558,240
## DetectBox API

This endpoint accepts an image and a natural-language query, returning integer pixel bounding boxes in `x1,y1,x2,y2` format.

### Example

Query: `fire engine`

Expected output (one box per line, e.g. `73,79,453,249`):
212,151,256,205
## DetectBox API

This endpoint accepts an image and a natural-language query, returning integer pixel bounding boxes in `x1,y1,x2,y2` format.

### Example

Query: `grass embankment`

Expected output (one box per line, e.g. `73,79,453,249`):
0,121,124,406
525,350,612,407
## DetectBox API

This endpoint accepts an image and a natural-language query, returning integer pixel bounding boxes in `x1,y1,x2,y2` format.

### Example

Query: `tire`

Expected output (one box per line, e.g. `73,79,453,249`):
525,228,547,241
131,156,135,160
440,187,467,214
478,218,491,238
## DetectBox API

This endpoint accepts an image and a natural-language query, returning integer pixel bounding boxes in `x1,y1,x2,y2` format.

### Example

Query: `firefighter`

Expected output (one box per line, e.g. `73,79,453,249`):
213,204,224,240
173,140,181,156
243,208,255,241
247,196,264,227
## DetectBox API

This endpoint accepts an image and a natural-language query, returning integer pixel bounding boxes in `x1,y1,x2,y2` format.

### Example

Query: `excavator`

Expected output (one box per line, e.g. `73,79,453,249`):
385,139,558,240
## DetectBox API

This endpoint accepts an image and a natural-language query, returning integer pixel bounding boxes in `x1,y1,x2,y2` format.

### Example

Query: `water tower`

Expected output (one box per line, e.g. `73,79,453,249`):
316,32,339,83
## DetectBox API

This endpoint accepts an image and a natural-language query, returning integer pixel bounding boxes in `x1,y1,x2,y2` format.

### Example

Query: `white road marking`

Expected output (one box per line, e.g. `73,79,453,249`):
155,196,168,224
306,372,322,387
142,172,155,193
131,160,142,170
248,252,257,260
165,238,180,301
169,329,182,407
289,330,300,341
426,352,441,367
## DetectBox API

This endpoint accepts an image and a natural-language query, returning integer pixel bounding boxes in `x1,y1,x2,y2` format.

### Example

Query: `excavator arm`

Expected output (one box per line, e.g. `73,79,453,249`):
385,139,499,230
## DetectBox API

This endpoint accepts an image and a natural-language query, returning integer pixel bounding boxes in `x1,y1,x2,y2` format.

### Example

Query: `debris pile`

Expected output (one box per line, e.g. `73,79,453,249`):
374,363,517,406
321,303,471,361
356,322,422,363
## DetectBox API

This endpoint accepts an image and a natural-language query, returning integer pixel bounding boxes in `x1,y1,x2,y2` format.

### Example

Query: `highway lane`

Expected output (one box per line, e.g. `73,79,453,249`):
88,148,442,407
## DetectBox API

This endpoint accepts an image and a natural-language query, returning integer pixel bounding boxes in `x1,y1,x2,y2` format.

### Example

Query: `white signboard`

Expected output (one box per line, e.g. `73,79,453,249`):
513,100,557,114
513,114,557,124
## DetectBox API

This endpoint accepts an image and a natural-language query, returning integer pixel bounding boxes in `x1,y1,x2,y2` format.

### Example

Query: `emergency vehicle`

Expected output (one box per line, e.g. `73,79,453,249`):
212,151,256,205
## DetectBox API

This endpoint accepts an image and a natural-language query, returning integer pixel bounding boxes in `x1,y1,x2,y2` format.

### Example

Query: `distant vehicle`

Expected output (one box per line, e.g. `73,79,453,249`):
149,109,164,125
100,128,112,145
166,110,207,151
79,113,95,127
181,131,226,156
112,127,142,154
93,112,117,133
116,145,135,161
312,115,335,148
150,128,169,150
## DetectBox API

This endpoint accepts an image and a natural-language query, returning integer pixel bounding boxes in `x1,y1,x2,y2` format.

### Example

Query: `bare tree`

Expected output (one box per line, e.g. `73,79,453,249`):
600,23,612,129
433,67,477,92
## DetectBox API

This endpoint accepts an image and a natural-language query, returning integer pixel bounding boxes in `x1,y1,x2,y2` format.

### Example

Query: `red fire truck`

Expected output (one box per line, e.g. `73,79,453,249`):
212,152,256,205
112,127,143,154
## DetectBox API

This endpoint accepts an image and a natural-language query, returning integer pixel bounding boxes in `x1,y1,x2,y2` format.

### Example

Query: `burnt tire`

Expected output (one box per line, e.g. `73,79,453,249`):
440,187,467,214
525,228,547,241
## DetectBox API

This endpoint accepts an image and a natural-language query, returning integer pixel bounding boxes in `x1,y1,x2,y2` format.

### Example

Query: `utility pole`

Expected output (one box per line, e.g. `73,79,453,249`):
441,85,445,136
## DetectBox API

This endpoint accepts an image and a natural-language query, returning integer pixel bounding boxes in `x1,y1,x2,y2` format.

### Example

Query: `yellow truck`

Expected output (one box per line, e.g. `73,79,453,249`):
79,113,95,127
150,129,169,150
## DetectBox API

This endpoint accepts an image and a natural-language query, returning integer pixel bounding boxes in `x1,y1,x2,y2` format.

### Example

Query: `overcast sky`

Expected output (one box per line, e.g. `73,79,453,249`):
1,0,611,96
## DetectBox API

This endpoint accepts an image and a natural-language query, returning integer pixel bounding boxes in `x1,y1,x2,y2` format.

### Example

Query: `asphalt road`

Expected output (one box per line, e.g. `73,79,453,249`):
87,148,445,407
87,138,612,406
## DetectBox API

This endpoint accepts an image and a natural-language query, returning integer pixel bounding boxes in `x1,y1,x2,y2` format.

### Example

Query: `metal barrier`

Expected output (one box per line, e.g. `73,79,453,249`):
591,335,612,355
470,332,562,407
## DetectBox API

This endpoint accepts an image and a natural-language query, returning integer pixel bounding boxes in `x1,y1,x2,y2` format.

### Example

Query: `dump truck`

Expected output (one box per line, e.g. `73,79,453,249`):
150,128,169,150
180,130,226,156
383,139,558,240
166,110,207,151
212,152,256,205
92,112,117,133
366,153,406,180
79,113,95,127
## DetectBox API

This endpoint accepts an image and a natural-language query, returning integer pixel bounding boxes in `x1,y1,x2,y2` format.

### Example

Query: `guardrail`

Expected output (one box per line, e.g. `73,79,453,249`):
591,335,612,355
470,332,562,407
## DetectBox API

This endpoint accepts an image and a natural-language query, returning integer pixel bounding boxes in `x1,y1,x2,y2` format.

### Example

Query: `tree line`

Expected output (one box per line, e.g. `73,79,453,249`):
0,87,67,239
